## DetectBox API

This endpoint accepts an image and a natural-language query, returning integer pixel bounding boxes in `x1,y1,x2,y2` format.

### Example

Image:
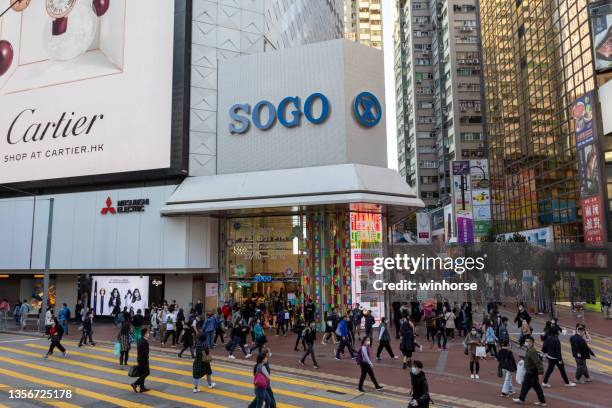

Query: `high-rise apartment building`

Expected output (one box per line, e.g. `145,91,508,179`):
345,0,384,49
481,0,599,243
394,0,484,207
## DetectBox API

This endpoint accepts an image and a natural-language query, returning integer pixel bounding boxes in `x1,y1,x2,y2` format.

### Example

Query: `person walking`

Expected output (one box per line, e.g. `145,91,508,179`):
78,310,96,347
569,325,595,384
376,317,397,360
275,308,286,336
464,326,483,379
150,307,159,340
131,309,144,343
497,341,517,397
499,316,510,346
13,300,21,328
364,310,375,341
519,320,532,348
73,299,83,325
117,320,132,368
294,314,305,351
432,313,447,351
203,312,216,348
162,306,178,348
445,306,456,340
214,310,226,345
352,304,363,339
0,299,10,331
321,311,334,345
408,360,430,407
43,318,67,359
541,328,576,388
335,315,356,360
58,303,70,336
400,318,422,369
252,353,272,407
250,319,267,355
178,322,195,359
356,337,384,392
228,320,252,359
131,328,151,393
192,335,215,393
513,335,546,406
485,320,498,358
299,321,319,369
19,300,30,331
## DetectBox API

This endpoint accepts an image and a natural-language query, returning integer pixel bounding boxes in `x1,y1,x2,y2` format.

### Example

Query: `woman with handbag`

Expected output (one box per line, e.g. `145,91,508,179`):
252,353,272,408
116,320,132,368
192,334,215,393
43,318,67,359
463,326,483,379
357,336,384,392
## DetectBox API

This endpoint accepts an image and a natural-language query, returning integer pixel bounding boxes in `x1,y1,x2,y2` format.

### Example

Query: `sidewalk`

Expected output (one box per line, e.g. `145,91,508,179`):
2,320,610,408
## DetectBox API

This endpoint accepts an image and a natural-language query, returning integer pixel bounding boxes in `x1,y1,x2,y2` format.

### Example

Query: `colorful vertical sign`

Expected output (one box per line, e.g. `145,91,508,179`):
349,211,383,326
452,160,474,244
574,92,608,246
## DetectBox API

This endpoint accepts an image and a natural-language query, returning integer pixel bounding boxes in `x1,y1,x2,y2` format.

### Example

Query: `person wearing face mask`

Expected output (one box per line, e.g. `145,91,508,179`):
409,360,430,407
513,336,546,406
298,321,320,369
463,326,483,379
131,328,151,393
356,336,384,392
541,327,575,388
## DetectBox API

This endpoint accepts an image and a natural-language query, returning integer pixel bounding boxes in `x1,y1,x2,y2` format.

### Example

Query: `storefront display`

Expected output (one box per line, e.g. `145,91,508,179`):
90,275,149,316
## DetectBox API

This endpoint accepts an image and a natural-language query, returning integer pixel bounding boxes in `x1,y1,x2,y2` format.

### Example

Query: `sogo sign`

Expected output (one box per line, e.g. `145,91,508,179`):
228,91,382,134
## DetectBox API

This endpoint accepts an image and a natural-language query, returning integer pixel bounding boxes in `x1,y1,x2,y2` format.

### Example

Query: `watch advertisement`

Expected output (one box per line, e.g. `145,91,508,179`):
90,275,149,316
0,0,181,185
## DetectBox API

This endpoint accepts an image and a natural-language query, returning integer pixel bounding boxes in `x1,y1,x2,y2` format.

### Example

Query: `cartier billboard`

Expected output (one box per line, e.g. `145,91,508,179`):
0,0,190,187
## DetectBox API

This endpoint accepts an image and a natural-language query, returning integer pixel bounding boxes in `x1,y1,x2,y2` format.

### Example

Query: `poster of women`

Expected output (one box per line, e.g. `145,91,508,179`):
90,276,149,316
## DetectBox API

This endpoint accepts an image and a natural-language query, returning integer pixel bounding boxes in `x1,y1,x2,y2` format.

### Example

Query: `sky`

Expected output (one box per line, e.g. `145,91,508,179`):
382,0,398,170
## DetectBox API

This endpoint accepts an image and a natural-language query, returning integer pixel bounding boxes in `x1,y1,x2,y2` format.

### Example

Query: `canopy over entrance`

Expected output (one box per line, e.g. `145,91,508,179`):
161,164,424,223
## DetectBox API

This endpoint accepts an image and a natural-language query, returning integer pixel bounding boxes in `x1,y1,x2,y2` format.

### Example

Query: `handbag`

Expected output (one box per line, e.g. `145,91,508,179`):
114,341,121,356
475,346,486,358
515,360,526,384
253,366,269,389
128,365,140,378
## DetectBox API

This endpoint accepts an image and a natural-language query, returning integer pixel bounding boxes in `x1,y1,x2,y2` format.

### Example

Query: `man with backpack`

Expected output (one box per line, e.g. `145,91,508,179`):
298,321,319,369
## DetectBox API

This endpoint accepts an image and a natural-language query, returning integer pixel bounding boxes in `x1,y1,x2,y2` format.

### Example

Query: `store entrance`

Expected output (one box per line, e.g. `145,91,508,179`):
225,215,303,306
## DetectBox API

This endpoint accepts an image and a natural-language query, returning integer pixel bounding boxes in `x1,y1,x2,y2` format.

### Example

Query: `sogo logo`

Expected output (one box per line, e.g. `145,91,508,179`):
229,93,330,134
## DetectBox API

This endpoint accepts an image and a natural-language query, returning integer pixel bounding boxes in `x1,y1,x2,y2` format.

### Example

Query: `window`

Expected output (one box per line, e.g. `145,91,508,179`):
460,132,483,141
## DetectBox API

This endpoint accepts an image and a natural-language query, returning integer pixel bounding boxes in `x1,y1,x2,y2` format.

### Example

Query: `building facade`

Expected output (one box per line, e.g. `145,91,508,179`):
0,1,422,323
345,0,384,49
395,0,485,211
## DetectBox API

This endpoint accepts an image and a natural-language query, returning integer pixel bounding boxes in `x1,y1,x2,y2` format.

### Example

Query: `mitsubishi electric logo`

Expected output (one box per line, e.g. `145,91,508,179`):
353,92,382,128
101,196,150,215
101,197,116,215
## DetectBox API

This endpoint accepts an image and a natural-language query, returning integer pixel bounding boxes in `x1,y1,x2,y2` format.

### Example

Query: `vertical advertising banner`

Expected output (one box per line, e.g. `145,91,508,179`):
416,212,431,243
573,93,608,246
590,1,612,73
350,212,384,325
452,160,474,244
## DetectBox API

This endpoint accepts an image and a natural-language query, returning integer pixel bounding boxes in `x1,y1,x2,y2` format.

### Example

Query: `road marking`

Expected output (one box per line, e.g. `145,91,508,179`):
22,344,367,408
60,340,363,397
0,354,227,408
0,368,148,408
6,345,301,408
0,337,41,343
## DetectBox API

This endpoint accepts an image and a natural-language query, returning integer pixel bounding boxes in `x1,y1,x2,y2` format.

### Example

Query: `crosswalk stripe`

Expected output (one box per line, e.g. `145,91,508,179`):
6,345,301,408
60,340,362,396
0,355,227,408
21,344,368,408
0,367,149,408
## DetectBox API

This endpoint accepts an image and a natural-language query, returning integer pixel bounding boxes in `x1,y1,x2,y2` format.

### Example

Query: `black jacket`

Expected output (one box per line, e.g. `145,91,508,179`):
570,334,595,360
49,324,64,341
364,315,375,330
542,335,562,359
137,338,150,370
410,372,430,407
132,314,144,328
303,327,316,345
514,310,531,328
400,322,416,352
497,348,517,372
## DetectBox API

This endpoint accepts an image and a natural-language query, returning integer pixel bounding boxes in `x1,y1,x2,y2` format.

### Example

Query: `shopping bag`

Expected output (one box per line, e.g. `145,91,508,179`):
128,365,140,378
515,360,526,385
475,346,486,358
253,372,269,389
113,341,121,356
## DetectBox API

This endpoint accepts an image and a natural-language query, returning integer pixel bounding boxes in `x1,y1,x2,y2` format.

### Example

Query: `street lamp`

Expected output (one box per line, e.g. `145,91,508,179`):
0,184,54,333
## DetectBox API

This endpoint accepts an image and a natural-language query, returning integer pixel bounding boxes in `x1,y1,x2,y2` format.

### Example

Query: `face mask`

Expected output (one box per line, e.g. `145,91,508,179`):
411,367,418,375
471,330,476,335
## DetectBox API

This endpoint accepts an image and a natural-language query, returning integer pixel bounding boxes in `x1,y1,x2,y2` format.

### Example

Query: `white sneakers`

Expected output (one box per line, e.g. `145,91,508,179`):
542,383,551,388
470,374,475,379
534,402,547,406
475,374,480,379
228,355,236,359
193,388,199,393
208,383,216,389
565,382,577,387
245,353,253,359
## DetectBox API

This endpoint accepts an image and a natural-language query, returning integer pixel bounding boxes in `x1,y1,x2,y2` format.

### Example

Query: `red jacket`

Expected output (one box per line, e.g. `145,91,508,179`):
221,305,231,319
